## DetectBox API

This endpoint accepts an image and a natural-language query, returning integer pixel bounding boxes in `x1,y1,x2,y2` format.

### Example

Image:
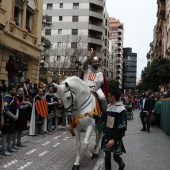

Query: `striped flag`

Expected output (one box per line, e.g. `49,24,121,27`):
35,98,48,118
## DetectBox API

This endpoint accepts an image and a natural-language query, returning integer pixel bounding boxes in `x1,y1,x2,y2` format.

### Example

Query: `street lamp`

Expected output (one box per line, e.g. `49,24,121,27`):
74,59,82,77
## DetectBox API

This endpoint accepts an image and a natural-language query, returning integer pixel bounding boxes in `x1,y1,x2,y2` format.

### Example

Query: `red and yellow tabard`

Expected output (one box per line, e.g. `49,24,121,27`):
83,67,105,98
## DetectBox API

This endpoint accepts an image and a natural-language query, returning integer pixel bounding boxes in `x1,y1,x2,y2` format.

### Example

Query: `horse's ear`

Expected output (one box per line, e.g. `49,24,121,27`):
52,83,58,89
65,82,69,88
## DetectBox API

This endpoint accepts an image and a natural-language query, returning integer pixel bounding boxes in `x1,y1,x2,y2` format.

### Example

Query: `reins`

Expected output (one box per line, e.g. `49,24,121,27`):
74,93,93,111
64,87,93,113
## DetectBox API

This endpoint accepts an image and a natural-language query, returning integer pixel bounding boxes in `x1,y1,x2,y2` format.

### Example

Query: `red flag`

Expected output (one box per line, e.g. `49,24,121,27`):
35,98,48,118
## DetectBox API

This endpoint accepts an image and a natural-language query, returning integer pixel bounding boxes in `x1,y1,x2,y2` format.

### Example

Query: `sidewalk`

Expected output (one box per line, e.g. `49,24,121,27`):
93,109,170,170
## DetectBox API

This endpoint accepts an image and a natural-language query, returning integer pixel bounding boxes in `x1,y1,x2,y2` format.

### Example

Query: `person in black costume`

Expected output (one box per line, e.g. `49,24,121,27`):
140,91,152,133
1,85,19,156
12,87,32,149
101,89,127,170
87,89,127,170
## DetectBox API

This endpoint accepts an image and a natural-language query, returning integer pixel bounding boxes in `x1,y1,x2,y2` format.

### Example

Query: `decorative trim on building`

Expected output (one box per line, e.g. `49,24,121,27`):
10,0,15,21
22,30,28,39
32,8,39,36
9,22,15,32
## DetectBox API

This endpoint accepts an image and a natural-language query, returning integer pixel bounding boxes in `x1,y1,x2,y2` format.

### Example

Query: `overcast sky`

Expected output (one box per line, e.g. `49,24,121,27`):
106,0,157,77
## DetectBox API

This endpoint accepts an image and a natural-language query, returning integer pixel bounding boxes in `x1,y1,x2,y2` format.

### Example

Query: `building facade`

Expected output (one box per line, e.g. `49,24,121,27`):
109,17,124,88
0,0,43,83
123,48,137,94
147,0,167,63
109,39,116,80
43,0,110,77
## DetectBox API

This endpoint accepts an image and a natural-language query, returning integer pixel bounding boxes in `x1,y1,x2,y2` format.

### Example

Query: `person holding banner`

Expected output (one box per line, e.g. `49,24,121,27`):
29,88,48,136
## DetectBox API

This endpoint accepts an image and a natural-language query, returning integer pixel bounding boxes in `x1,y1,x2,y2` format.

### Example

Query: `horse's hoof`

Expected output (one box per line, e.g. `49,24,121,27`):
91,153,99,159
72,165,80,170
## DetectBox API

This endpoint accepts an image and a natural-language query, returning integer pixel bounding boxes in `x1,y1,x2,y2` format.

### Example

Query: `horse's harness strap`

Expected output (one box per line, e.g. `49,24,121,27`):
64,87,75,112
74,93,93,111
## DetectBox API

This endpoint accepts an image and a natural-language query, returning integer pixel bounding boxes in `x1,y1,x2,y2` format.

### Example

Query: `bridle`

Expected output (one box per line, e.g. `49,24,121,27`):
64,87,93,113
64,87,75,113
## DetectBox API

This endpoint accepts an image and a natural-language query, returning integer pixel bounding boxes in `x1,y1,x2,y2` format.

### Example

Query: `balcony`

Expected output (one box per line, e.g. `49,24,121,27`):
90,0,104,7
89,11,103,20
157,4,165,19
89,20,103,33
88,37,102,46
7,21,38,48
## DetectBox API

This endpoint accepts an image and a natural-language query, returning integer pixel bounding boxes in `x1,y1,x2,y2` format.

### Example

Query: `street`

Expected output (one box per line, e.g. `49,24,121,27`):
1,109,170,170
0,126,97,170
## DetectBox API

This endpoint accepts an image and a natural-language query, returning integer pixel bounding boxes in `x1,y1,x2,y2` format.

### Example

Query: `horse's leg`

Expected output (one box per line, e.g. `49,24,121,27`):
72,128,81,170
82,125,93,158
92,127,102,159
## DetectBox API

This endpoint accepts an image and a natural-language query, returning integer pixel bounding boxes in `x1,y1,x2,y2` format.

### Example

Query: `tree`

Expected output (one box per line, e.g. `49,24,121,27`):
137,58,170,92
50,33,88,76
39,15,52,80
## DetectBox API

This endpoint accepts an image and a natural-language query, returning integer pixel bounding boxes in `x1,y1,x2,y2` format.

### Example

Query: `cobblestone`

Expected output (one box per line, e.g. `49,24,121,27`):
1,110,170,170
99,109,170,170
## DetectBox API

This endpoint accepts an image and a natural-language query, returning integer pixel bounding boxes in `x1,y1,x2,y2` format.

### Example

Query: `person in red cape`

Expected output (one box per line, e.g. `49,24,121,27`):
80,49,109,112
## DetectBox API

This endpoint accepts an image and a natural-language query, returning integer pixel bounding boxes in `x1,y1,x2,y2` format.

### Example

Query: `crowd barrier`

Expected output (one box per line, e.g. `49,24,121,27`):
161,98,170,136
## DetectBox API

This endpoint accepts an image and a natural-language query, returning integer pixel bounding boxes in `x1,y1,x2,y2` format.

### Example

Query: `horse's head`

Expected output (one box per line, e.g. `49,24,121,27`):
52,81,76,115
53,76,92,115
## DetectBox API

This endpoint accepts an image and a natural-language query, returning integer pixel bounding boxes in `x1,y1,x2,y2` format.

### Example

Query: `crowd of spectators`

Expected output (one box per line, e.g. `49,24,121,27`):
0,55,66,156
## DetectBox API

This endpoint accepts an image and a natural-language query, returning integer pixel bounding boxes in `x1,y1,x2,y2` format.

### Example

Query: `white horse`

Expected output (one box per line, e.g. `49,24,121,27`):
53,76,102,170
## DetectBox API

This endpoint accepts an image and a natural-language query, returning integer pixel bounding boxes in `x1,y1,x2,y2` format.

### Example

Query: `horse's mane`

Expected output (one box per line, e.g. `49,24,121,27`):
61,76,89,92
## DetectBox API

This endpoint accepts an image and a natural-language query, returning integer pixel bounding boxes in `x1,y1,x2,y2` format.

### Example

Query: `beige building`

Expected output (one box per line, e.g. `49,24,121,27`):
0,0,43,84
147,0,167,63
109,17,124,89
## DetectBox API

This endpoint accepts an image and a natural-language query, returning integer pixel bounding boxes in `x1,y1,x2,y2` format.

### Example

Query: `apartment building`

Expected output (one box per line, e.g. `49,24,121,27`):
109,39,116,80
109,17,124,88
0,0,43,83
147,0,166,63
123,48,137,94
43,0,109,77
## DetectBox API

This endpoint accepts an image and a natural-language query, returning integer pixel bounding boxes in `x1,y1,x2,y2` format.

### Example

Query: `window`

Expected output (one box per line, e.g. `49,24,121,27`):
73,3,79,9
59,16,63,21
57,42,61,47
58,29,62,34
60,3,63,8
14,0,24,27
45,29,51,35
57,56,61,61
72,16,78,22
47,4,53,10
72,29,78,35
46,16,52,22
71,42,77,48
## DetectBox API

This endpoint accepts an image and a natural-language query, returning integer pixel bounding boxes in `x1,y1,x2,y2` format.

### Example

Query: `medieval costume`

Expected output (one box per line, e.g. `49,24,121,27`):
101,102,127,170
80,54,109,112
29,94,45,136
1,94,19,156
12,94,32,148
45,91,57,131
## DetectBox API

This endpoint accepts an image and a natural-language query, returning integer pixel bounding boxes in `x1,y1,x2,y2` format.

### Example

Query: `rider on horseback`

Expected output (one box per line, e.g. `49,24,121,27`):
80,49,109,112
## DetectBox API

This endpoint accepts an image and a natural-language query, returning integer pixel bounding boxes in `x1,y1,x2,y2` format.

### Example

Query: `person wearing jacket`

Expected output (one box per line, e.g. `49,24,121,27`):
5,54,19,87
140,91,152,133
